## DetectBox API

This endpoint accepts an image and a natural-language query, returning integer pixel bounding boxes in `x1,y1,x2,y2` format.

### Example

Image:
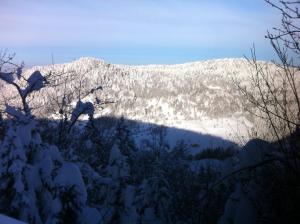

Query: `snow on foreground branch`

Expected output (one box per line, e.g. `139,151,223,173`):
0,54,104,223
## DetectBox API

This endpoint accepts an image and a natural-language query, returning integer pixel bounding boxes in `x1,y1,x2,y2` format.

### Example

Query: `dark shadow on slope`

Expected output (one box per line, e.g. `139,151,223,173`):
37,116,238,155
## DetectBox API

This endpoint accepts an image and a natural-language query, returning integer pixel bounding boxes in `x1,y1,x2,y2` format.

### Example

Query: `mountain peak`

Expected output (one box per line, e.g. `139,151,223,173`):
75,57,104,63
73,57,108,66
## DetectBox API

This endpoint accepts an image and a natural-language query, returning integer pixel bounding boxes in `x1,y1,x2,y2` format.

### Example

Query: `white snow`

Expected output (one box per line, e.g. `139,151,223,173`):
165,117,251,143
218,183,257,224
131,116,250,154
4,57,279,150
107,144,130,179
70,101,94,124
24,71,44,94
54,162,87,203
237,139,270,168
80,207,102,224
5,105,27,122
0,72,15,83
121,185,138,223
207,85,222,90
0,214,26,224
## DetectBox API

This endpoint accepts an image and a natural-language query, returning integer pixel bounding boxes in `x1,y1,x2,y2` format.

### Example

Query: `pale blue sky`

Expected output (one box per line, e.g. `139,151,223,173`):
0,0,279,65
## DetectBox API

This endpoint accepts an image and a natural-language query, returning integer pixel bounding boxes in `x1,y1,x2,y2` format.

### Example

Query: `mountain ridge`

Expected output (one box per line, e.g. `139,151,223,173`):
1,57,281,147
30,57,266,72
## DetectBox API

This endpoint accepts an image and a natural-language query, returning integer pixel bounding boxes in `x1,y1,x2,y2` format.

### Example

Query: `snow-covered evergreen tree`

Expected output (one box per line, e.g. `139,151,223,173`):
0,118,32,221
0,63,48,222
76,118,109,170
134,159,171,224
100,144,131,223
0,58,96,223
114,117,136,156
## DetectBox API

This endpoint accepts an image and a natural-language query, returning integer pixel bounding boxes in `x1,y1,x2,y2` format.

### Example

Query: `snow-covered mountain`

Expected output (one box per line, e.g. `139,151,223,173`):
1,57,276,147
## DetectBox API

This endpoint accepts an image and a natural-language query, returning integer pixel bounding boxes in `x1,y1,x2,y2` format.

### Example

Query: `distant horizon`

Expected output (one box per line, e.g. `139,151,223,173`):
22,56,276,70
1,0,279,66
6,45,278,68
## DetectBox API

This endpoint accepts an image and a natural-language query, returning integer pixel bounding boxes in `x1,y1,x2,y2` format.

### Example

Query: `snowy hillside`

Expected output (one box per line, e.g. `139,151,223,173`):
1,57,279,147
0,57,299,224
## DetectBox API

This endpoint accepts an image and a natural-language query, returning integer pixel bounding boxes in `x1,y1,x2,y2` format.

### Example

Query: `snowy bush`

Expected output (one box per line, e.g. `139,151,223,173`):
0,56,99,223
